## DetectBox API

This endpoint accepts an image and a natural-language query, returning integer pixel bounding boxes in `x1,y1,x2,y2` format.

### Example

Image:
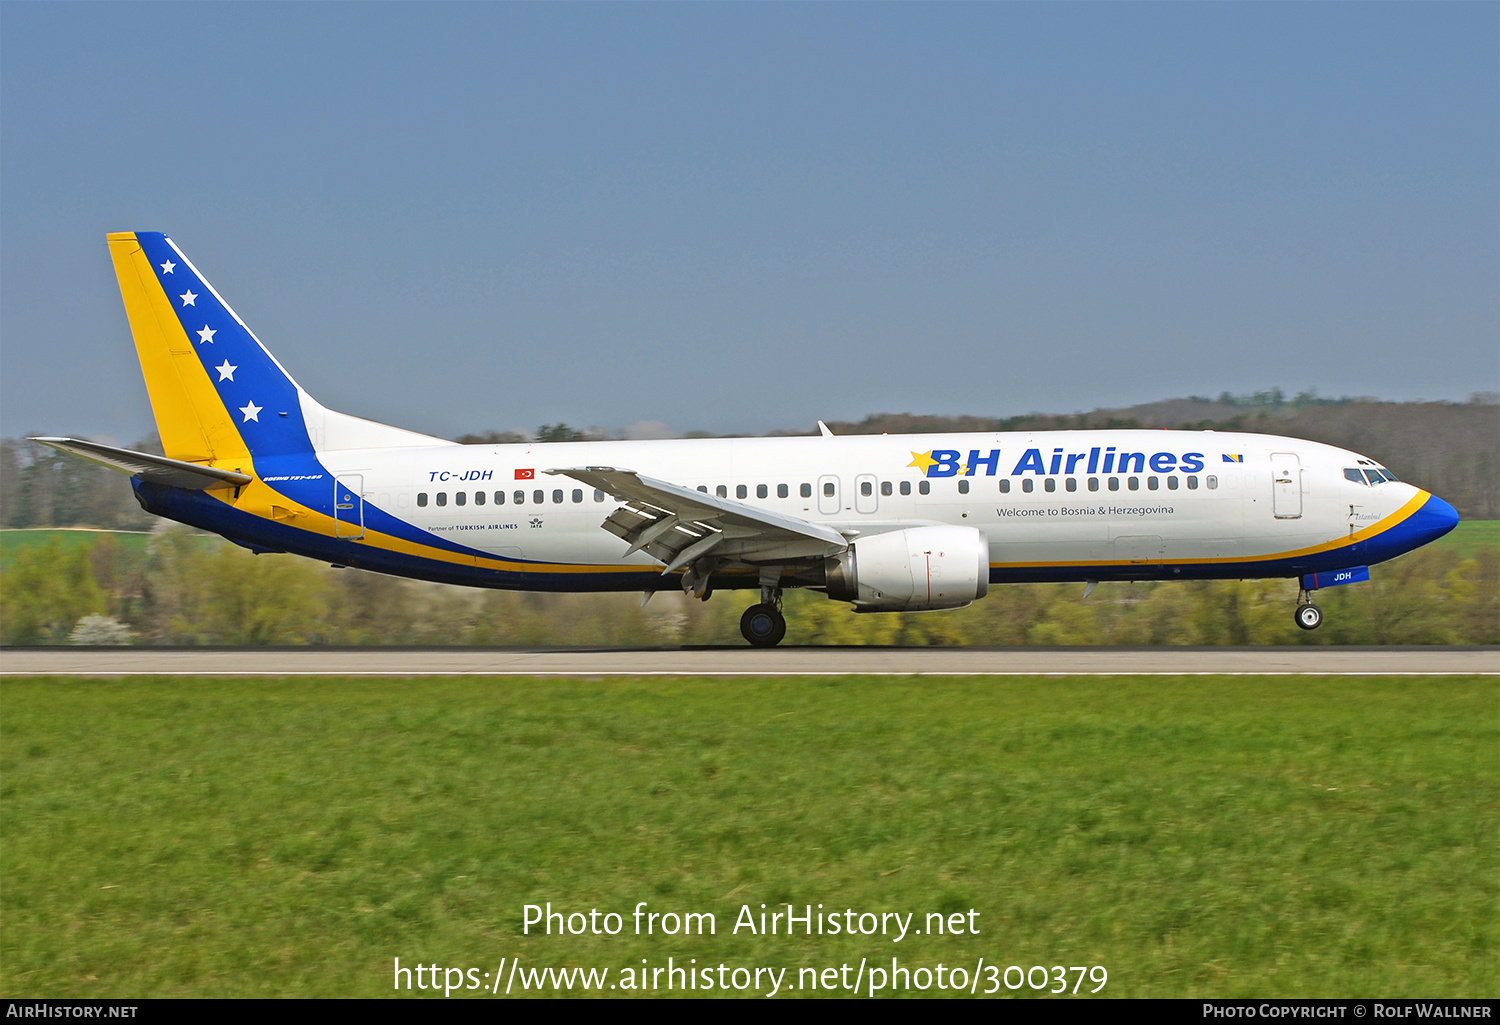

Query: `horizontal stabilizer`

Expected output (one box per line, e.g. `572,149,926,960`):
30,437,253,490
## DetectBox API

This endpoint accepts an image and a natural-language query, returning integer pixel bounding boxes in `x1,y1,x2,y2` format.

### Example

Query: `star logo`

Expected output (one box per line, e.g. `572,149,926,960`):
180,290,197,307
907,451,938,473
239,401,261,423
215,359,237,382
160,260,175,274
198,325,216,344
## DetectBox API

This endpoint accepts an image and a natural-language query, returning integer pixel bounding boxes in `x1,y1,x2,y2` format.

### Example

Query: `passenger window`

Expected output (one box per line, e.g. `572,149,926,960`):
595,489,606,502
777,484,788,498
697,486,708,493
571,490,582,503
552,489,564,504
1147,477,1158,491
1344,468,1365,484
1022,479,1034,493
455,492,466,506
862,481,873,496
918,480,930,495
1128,477,1140,491
900,481,911,496
800,483,812,498
823,482,835,497
1207,476,1218,490
436,493,447,507
732,484,744,499
757,484,768,499
958,479,970,495
495,491,505,505
999,479,1011,494
1066,478,1077,492
475,491,485,506
533,490,544,504
1187,476,1198,490
1088,477,1100,492
514,490,525,505
1167,476,1178,490
1044,478,1056,493
1108,477,1120,491
880,481,892,496
716,485,728,498
417,492,428,507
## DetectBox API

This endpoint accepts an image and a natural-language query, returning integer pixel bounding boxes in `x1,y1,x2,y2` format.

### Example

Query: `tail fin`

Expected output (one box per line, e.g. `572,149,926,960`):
108,232,452,467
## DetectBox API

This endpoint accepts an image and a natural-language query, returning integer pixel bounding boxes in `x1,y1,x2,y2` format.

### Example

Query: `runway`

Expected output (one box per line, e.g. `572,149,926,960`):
2,646,1496,676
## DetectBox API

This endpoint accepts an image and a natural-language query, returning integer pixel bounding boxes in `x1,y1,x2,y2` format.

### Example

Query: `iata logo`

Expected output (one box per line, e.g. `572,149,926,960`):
908,447,1207,477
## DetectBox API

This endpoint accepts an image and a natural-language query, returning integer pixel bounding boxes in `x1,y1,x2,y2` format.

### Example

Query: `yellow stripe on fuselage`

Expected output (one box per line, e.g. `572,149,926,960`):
218,482,658,575
989,490,1431,569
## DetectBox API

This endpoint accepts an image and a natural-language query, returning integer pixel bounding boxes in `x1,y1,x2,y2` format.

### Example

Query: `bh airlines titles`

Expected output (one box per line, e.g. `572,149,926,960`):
910,445,1206,477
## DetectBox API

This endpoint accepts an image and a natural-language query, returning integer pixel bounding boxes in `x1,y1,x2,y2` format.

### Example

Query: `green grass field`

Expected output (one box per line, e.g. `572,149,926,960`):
1440,520,1500,558
2,674,1494,998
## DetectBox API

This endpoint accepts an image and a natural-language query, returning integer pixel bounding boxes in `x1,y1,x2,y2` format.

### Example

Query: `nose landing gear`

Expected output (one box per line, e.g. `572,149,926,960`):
1295,589,1323,631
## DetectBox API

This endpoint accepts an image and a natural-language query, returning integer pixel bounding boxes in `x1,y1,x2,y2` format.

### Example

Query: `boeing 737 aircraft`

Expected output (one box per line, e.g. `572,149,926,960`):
36,232,1460,645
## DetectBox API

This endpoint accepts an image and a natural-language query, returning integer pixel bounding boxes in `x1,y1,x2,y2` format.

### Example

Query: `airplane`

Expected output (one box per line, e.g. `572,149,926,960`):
34,232,1461,646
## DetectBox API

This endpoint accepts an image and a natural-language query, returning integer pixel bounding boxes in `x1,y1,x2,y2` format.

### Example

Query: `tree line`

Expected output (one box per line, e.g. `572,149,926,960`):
3,527,1493,647
5,395,1494,527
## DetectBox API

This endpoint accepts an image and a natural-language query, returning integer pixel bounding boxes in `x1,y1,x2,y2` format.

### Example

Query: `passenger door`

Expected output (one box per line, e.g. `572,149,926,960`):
1271,453,1302,519
334,473,365,539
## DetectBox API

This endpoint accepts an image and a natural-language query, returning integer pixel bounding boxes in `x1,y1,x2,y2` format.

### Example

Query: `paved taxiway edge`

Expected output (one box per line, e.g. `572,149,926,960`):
2,647,1496,676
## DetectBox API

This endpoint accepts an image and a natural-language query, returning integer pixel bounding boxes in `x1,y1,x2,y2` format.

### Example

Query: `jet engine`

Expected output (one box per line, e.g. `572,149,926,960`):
824,525,990,611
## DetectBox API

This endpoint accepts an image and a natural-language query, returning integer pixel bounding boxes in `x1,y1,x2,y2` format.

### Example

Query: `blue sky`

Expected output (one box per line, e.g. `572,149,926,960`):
2,2,1495,443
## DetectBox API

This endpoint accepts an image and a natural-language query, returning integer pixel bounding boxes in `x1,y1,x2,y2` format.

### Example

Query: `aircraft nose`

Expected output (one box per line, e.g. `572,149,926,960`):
1411,493,1460,546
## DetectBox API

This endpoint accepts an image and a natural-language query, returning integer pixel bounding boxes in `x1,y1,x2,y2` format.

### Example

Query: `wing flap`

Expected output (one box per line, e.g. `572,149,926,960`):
547,466,848,569
31,437,253,491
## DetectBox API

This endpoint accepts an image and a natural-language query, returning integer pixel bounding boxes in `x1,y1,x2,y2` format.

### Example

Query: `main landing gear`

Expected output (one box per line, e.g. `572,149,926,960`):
740,572,787,647
1294,589,1323,631
740,604,787,647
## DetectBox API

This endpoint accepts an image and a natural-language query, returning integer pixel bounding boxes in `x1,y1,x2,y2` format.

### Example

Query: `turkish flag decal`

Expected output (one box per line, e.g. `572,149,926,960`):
514,468,535,480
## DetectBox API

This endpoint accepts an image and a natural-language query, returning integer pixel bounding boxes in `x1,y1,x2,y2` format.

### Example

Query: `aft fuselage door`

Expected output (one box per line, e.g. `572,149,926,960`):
1271,454,1302,519
854,474,879,514
334,473,365,539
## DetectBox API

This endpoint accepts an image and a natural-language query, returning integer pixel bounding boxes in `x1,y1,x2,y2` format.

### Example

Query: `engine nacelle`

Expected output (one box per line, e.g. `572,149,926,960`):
824,525,990,611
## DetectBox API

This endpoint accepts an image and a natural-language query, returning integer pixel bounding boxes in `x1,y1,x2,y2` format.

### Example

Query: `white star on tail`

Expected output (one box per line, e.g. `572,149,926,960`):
180,290,197,306
161,260,175,274
198,325,216,344
215,360,237,382
239,401,261,423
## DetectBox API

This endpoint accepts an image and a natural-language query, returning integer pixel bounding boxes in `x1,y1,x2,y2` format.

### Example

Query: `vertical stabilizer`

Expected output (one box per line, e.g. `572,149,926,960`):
108,232,454,463
108,231,311,464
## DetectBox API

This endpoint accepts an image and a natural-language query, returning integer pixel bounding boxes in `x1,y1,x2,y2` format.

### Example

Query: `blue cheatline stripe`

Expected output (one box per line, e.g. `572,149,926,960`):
136,485,1461,594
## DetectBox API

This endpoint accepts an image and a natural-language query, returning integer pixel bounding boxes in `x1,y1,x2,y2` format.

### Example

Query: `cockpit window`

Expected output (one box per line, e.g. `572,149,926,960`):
1378,468,1399,482
1363,469,1386,486
1344,468,1367,485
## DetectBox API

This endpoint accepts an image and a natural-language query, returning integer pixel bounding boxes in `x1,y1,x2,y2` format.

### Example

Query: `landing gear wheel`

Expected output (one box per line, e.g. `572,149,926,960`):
740,603,787,647
1295,603,1323,631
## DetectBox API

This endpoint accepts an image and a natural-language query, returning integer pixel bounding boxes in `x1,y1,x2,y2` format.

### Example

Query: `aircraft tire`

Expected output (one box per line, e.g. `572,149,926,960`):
740,603,787,647
1295,603,1323,631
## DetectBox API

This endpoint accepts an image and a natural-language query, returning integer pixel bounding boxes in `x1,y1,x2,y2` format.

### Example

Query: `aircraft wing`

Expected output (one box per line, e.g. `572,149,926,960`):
30,437,253,491
546,466,848,571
